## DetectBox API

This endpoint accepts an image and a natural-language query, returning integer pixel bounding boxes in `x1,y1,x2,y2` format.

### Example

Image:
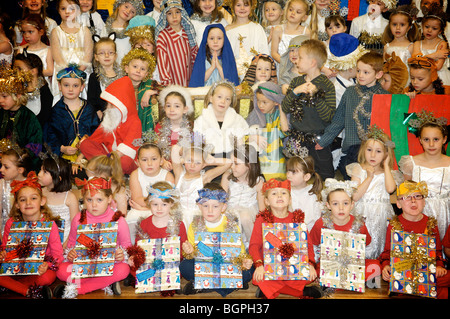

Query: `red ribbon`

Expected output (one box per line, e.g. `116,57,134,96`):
75,177,112,196
10,171,41,195
262,178,291,193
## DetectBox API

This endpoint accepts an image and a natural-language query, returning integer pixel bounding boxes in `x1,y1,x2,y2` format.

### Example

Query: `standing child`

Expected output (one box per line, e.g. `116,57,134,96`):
399,111,450,240
38,153,79,248
0,12,14,66
146,0,162,22
45,65,100,164
321,14,347,79
346,125,399,259
79,0,106,36
260,0,285,44
379,181,449,299
155,0,198,86
0,172,64,299
249,178,321,299
189,23,240,87
281,39,336,181
190,0,228,46
55,177,131,298
180,183,253,297
271,0,312,63
278,35,308,94
221,144,265,247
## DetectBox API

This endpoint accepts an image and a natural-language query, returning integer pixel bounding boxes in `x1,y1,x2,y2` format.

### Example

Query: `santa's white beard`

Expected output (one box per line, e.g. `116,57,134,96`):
101,108,122,133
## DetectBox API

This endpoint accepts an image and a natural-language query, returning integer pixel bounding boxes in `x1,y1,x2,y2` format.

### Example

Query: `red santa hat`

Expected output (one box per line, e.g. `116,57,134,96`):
100,76,137,123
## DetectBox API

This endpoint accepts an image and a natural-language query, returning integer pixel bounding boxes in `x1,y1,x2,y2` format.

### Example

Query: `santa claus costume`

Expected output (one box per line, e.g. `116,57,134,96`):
79,76,142,174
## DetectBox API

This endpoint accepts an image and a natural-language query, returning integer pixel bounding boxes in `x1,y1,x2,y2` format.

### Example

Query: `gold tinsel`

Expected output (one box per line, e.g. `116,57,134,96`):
125,25,156,47
327,44,369,71
121,48,156,82
231,252,253,270
0,67,32,95
182,245,199,260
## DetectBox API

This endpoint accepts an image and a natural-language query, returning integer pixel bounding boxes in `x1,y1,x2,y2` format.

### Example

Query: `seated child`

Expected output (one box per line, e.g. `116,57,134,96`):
242,54,278,91
380,52,409,94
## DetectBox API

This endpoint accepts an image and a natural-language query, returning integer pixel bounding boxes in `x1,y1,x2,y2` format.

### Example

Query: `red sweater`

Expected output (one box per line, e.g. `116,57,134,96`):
136,215,188,244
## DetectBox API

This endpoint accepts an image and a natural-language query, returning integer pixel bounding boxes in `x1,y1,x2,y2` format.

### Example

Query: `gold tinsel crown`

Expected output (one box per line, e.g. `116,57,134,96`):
0,65,32,95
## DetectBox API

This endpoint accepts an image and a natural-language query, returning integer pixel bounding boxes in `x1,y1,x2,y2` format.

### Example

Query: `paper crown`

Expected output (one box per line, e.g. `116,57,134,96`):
397,181,428,198
327,33,369,71
262,179,291,193
0,65,32,95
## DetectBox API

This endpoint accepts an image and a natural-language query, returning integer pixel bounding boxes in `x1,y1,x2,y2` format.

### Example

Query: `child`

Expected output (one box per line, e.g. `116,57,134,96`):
0,12,14,66
381,5,421,66
155,84,194,165
189,23,240,87
146,0,162,22
225,0,270,79
16,14,54,79
55,177,131,298
281,39,336,181
321,14,347,79
379,181,449,299
0,148,31,233
349,0,390,54
278,34,308,94
0,172,63,299
155,0,198,86
404,55,450,96
121,47,158,132
412,4,450,85
180,183,253,297
312,0,330,41
399,111,450,240
79,0,106,36
271,0,312,63
128,142,175,243
193,80,250,160
13,51,54,128
87,33,123,118
50,0,94,100
38,152,79,247
309,178,380,287
190,0,228,46
284,148,323,231
247,81,288,180
380,52,409,94
221,144,265,247
102,0,143,64
346,125,399,259
45,65,100,164
260,0,284,43
242,54,278,91
315,51,389,180
249,178,321,299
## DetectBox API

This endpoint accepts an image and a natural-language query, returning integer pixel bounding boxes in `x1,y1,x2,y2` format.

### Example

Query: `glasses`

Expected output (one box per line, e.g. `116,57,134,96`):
399,194,425,201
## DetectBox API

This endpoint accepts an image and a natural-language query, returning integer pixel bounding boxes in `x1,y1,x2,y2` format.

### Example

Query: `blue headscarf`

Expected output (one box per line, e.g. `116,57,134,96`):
188,24,239,87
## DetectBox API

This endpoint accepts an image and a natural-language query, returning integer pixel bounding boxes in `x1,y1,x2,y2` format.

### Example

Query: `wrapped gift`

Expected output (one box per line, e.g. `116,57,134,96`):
263,222,309,280
389,230,437,298
71,222,118,278
319,229,366,292
194,232,243,289
0,221,53,276
135,236,181,294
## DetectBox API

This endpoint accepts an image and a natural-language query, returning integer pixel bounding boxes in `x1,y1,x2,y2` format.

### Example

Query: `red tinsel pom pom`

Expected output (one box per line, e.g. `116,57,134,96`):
160,290,175,297
17,237,34,259
87,241,101,259
126,245,146,271
279,243,295,259
256,209,274,223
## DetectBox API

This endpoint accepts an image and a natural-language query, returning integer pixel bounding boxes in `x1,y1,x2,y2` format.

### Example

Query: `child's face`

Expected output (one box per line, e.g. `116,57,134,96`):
15,186,46,221
58,0,79,22
38,166,54,188
315,0,331,11
422,18,441,40
368,0,386,14
20,23,43,45
364,139,386,168
264,187,290,210
0,93,21,111
118,2,137,22
234,0,251,19
24,0,44,13
165,95,188,122
255,59,272,82
0,155,23,181
256,92,277,114
58,77,85,100
396,192,425,221
210,86,233,117
326,21,346,38
124,59,149,84
198,199,227,223
326,190,354,226
264,2,283,23
286,167,310,188
410,67,433,92
135,39,154,54
288,47,299,64
356,61,382,87
94,42,117,68
379,73,392,91
421,0,440,12
286,1,308,24
84,191,112,216
183,150,205,175
166,7,182,28
138,147,162,176
231,155,249,180
79,0,93,12
419,126,447,156
153,0,162,11
390,14,409,39
296,47,315,73
199,0,215,16
149,198,173,218
207,27,224,55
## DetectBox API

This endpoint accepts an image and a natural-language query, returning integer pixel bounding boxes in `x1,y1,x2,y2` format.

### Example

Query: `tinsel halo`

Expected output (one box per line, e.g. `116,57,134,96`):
121,48,156,81
0,66,32,95
327,44,369,71
125,25,156,47
321,178,358,202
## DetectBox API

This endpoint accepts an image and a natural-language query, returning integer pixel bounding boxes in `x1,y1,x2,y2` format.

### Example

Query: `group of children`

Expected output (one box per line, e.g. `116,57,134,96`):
0,0,449,300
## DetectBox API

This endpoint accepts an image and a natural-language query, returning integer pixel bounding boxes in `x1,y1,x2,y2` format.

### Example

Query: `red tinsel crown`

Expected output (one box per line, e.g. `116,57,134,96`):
75,177,112,196
10,171,42,195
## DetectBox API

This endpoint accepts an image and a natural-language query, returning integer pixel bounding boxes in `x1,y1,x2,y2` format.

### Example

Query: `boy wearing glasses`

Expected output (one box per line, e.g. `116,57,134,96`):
379,180,450,299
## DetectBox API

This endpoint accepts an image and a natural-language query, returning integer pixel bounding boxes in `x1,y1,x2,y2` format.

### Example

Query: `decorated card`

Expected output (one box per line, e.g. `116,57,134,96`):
135,236,181,293
262,222,309,280
71,222,118,278
389,230,437,298
194,232,243,289
0,221,53,276
319,229,366,292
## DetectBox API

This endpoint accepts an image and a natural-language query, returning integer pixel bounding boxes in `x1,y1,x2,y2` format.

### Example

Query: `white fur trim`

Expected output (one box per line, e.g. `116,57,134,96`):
158,84,194,115
101,91,128,123
117,143,136,159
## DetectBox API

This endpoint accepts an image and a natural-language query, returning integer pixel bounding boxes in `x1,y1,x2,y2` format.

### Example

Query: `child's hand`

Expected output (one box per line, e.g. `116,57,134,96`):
383,153,391,170
182,241,194,255
67,249,78,262
315,143,323,150
309,263,317,281
436,266,447,278
293,82,311,95
366,165,375,178
253,265,265,282
242,258,253,270
404,91,416,99
115,248,124,262
61,145,78,155
38,262,49,276
381,265,391,281
129,199,148,211
307,83,318,94
161,158,172,171
141,89,158,108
